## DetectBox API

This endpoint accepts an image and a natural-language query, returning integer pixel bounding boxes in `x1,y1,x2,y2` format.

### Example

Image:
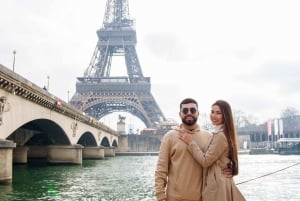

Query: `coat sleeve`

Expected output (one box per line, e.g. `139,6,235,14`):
154,133,170,200
187,132,228,168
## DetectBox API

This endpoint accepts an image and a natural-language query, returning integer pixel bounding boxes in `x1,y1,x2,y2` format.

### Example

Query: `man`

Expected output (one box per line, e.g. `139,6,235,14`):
154,98,231,201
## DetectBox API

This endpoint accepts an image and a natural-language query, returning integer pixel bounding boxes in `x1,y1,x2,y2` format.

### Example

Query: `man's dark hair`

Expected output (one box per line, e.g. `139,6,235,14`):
180,98,198,109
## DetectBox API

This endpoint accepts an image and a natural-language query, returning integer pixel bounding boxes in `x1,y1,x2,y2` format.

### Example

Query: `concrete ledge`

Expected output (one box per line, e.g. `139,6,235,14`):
28,145,48,158
250,148,275,155
0,140,16,148
116,152,158,156
47,144,83,164
104,147,115,157
83,146,104,159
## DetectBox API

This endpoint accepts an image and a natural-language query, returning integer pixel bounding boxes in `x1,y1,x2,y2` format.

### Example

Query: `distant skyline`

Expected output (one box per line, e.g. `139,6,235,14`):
1,0,300,131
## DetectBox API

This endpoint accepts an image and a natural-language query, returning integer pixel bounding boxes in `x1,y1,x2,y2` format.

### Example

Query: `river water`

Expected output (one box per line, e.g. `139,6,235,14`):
0,154,299,201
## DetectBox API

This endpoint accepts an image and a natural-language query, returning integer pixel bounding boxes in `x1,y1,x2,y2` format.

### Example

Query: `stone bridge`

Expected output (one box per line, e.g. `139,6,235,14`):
0,64,119,183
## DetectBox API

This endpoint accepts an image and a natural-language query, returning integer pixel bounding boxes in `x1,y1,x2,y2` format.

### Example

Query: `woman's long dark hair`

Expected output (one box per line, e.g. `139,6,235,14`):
212,100,239,175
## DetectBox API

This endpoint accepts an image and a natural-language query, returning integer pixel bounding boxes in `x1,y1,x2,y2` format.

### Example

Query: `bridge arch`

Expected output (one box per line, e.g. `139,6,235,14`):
7,118,70,146
82,99,152,128
112,139,117,147
77,132,97,147
100,136,110,147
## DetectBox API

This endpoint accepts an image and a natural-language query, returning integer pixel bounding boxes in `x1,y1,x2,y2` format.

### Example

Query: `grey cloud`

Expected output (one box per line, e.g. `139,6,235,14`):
234,47,256,60
238,61,300,96
143,33,186,61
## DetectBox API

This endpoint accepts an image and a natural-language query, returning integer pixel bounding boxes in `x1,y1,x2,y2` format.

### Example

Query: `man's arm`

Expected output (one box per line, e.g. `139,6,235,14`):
155,134,170,200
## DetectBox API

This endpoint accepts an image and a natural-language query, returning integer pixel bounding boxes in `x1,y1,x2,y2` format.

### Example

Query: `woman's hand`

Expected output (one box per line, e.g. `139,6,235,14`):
178,131,192,144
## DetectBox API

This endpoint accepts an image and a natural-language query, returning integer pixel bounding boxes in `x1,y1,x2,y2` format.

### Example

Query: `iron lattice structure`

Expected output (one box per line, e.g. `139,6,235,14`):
70,0,166,128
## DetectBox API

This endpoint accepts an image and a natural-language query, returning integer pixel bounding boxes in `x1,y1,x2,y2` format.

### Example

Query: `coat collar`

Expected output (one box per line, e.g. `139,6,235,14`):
175,124,201,134
211,124,224,134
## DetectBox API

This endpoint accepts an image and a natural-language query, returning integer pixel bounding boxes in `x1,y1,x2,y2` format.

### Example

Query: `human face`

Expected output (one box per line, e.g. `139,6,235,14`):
180,103,198,126
210,105,224,126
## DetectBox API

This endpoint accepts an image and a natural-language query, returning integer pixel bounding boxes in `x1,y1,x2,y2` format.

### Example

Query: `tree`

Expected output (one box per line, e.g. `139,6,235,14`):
280,107,299,118
233,110,259,128
199,112,212,130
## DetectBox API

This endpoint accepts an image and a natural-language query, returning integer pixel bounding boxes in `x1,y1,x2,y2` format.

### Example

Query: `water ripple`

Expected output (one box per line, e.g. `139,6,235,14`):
1,155,299,201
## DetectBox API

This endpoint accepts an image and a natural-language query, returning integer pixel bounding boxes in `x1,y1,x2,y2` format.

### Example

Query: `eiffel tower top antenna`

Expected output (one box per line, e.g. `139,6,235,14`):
103,0,132,29
82,0,142,80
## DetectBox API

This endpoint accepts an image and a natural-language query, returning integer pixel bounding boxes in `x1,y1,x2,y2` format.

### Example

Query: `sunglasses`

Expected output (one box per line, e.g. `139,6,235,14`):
181,107,197,115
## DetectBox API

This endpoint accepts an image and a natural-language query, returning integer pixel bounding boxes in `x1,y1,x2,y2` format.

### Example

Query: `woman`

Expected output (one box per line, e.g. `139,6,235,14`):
179,100,246,201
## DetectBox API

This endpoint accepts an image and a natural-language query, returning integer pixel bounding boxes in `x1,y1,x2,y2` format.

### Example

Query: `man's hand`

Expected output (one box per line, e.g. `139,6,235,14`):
222,167,233,178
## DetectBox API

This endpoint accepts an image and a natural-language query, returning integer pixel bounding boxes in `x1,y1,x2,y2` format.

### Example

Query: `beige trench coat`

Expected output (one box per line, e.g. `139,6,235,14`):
202,160,246,201
187,128,247,201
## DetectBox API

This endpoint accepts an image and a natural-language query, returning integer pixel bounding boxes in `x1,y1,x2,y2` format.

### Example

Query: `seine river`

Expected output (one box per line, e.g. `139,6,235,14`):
0,154,299,201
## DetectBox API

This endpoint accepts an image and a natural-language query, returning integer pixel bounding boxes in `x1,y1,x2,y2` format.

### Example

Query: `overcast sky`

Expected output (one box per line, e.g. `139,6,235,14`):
1,0,300,131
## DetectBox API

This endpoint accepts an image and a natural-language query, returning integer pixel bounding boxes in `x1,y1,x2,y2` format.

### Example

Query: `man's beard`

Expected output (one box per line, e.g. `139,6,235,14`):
182,117,197,126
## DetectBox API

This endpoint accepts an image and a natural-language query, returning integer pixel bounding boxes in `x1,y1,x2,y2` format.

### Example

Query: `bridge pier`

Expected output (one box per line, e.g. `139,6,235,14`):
82,146,104,159
117,135,129,152
0,140,16,184
13,146,29,164
27,145,48,159
104,147,115,157
47,145,83,164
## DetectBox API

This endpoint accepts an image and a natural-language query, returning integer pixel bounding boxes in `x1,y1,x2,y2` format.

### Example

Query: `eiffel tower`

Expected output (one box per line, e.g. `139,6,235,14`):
70,0,166,128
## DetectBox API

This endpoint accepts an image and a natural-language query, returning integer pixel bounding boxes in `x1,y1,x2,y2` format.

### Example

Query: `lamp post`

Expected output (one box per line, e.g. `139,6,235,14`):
67,90,70,102
47,76,50,91
12,50,16,72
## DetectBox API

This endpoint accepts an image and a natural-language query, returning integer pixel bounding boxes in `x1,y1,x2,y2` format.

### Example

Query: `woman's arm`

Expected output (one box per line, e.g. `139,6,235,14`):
178,132,228,168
